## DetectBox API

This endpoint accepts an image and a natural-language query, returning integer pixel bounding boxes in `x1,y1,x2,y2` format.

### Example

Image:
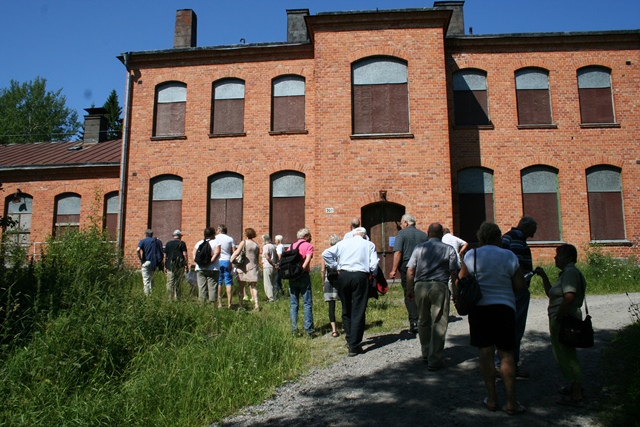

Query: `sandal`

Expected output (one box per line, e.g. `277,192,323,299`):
331,331,340,338
555,396,584,407
483,397,498,412
504,402,526,416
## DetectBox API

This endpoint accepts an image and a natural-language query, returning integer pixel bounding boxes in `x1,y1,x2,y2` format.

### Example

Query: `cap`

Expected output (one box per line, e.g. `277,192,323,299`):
173,229,183,236
354,227,367,236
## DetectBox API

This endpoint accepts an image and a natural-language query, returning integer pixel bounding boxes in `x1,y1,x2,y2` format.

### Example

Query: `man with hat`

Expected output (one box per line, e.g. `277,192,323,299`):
164,229,188,300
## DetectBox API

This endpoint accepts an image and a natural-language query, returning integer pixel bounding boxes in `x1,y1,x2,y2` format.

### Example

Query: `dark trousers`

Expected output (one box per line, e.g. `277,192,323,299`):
400,267,419,325
338,270,369,349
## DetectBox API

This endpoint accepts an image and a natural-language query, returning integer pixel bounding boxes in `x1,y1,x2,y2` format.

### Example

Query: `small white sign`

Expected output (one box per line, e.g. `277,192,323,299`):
325,208,335,214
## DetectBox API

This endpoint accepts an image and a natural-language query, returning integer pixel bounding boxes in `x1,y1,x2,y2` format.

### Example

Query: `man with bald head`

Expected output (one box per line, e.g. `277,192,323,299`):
406,223,459,370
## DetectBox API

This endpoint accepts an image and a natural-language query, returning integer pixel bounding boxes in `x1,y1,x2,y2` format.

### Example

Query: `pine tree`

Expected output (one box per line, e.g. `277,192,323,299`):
102,90,123,140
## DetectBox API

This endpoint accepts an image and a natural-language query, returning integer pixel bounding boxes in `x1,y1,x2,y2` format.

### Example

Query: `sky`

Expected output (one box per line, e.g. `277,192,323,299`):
1,0,638,127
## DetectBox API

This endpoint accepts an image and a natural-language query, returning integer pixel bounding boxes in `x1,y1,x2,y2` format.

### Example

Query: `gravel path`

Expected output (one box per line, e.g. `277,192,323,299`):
220,293,639,427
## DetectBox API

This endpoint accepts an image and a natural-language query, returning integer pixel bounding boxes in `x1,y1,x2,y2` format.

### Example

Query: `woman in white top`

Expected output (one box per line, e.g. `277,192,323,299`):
458,222,526,415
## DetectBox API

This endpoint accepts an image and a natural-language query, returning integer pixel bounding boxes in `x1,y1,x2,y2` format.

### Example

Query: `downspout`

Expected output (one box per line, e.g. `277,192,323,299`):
116,52,133,258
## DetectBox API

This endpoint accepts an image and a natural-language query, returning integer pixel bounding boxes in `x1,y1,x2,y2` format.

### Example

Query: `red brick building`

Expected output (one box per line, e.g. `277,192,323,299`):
3,2,639,270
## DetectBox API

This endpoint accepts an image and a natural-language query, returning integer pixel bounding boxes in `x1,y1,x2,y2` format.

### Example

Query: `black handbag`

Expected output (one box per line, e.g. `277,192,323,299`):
454,249,482,316
558,291,594,348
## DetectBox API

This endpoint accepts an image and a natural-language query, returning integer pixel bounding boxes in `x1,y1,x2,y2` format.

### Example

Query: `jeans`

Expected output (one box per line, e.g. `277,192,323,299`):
289,272,314,333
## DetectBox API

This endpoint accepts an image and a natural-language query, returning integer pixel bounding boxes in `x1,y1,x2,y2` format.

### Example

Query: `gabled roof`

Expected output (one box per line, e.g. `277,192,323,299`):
0,139,122,171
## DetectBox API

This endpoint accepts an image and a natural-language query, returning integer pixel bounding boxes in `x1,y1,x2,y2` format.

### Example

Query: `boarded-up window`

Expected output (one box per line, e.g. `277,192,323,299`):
210,173,244,243
5,193,32,245
272,75,305,132
578,66,615,124
271,171,305,245
352,57,409,134
453,69,490,126
54,193,81,237
521,166,560,241
104,192,118,241
457,168,494,243
515,68,552,125
587,165,625,240
154,82,187,136
150,176,182,244
212,79,245,134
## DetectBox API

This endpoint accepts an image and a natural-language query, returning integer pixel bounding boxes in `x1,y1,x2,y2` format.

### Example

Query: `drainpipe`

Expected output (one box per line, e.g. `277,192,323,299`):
116,52,133,257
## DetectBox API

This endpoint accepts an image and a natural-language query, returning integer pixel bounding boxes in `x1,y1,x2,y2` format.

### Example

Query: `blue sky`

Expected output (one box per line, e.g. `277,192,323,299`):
1,0,638,127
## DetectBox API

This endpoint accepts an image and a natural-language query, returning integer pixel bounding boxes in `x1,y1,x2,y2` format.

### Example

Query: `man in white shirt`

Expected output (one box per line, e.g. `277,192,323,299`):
322,227,379,357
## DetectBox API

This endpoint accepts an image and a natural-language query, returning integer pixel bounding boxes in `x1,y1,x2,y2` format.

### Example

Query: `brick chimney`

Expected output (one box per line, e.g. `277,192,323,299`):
287,9,309,43
174,9,197,48
433,1,465,36
83,107,109,143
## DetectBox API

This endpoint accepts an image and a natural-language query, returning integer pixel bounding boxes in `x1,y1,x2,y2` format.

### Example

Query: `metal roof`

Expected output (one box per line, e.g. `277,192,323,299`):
0,139,122,171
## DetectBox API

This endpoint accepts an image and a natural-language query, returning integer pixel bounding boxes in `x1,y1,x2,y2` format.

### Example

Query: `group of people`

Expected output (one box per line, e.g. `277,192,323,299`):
136,214,589,413
392,215,587,415
135,225,285,311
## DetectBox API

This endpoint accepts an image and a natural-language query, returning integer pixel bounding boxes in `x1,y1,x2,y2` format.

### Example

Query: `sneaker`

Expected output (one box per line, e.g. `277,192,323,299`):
409,323,418,334
516,369,530,378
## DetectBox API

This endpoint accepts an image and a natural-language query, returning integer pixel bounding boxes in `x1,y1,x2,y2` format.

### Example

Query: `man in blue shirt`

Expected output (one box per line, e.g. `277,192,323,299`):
136,229,163,296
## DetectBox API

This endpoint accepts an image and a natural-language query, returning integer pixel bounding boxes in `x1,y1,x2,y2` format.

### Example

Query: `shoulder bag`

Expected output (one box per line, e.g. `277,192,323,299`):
558,277,594,348
454,249,483,316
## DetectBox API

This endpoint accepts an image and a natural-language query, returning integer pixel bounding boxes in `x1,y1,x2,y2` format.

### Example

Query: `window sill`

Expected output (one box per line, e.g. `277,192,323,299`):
350,133,414,140
269,130,309,136
453,124,494,130
208,132,247,138
517,124,558,130
528,241,565,248
580,123,621,129
151,135,187,141
589,240,633,247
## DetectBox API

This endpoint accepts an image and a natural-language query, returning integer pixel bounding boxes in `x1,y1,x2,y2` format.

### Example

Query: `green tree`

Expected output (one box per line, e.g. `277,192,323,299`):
0,77,80,144
102,89,123,140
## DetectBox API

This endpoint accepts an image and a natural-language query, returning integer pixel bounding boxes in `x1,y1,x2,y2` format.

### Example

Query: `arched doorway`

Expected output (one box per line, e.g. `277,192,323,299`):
361,202,405,277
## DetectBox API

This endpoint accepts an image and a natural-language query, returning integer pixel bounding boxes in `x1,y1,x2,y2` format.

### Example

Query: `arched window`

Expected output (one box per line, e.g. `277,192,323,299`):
272,75,306,132
270,171,305,244
452,69,490,126
352,56,409,134
211,78,245,135
154,82,187,136
54,193,81,237
521,166,560,241
209,173,244,243
150,175,182,244
577,66,615,124
104,192,118,241
457,168,494,242
4,193,32,245
586,165,625,240
515,68,552,125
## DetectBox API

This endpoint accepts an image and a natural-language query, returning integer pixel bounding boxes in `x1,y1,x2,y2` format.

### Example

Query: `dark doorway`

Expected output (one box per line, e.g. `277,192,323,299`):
361,202,405,278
